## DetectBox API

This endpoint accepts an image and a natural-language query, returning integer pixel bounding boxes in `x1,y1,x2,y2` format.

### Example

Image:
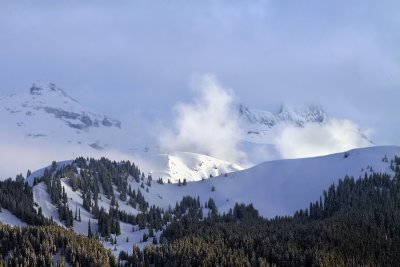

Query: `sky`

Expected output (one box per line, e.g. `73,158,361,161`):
0,0,400,145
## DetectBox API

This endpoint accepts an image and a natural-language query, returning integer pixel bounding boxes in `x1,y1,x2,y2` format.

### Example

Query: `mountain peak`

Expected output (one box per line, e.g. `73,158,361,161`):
278,103,328,126
239,103,328,128
29,82,76,100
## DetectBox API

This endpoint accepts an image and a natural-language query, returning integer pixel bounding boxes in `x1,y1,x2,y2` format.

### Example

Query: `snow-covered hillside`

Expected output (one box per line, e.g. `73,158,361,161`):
0,208,28,227
25,145,400,256
124,146,400,217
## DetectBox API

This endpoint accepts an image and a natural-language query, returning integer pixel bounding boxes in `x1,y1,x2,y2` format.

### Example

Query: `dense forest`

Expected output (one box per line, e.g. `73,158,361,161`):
0,224,116,266
1,155,400,266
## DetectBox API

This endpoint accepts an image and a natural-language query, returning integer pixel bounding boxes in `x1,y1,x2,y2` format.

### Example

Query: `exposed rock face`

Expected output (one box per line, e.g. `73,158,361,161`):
42,107,120,130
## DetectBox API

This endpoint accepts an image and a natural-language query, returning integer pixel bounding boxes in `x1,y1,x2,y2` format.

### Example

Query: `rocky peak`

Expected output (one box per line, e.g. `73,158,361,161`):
278,104,328,126
239,103,328,128
29,82,74,100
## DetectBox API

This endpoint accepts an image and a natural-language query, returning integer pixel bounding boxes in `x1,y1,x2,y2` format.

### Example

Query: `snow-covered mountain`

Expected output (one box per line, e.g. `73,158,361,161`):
0,82,122,148
0,82,242,182
23,145,400,255
237,103,373,163
239,103,328,129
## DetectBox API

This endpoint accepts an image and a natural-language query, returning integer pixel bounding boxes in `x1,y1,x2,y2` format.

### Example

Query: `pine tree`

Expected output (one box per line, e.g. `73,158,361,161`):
88,219,93,238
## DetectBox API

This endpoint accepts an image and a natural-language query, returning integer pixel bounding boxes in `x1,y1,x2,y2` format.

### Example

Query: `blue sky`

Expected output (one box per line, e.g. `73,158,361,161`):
1,0,399,144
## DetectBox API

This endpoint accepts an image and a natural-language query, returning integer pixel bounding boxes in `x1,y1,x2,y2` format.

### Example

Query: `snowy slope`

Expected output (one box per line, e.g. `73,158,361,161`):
0,208,28,227
125,146,400,217
138,151,243,183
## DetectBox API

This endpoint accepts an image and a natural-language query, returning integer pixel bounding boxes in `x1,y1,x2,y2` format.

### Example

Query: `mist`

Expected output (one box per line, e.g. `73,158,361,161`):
159,75,246,164
274,119,372,159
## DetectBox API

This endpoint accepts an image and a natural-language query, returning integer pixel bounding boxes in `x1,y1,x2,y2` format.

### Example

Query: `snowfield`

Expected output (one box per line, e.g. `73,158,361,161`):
124,146,400,217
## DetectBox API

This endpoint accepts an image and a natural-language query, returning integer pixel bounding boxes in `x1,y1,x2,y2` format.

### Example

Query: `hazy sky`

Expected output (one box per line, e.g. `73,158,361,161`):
1,1,399,144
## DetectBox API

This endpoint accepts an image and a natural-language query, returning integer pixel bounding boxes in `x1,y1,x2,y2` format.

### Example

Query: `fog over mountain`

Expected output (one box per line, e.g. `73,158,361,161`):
0,79,372,179
1,1,399,148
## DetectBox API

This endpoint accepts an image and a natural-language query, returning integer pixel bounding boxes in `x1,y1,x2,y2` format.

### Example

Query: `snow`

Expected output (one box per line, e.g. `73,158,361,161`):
141,151,243,183
0,208,28,227
33,182,63,225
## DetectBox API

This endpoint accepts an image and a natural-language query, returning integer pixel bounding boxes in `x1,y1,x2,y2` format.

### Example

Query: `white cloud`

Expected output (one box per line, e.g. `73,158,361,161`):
159,74,246,163
274,119,372,159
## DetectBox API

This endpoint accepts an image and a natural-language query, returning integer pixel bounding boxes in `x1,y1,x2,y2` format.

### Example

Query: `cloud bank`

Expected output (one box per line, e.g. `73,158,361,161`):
159,75,246,163
274,119,372,159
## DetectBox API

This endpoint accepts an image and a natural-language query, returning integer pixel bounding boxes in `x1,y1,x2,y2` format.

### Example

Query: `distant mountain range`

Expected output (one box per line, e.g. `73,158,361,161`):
0,82,372,181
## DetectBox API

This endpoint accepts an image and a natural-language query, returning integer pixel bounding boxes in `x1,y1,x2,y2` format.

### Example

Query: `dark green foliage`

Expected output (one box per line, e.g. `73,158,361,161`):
0,224,116,266
88,219,93,238
42,170,73,227
97,207,121,237
232,203,259,221
142,232,148,242
0,178,48,226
